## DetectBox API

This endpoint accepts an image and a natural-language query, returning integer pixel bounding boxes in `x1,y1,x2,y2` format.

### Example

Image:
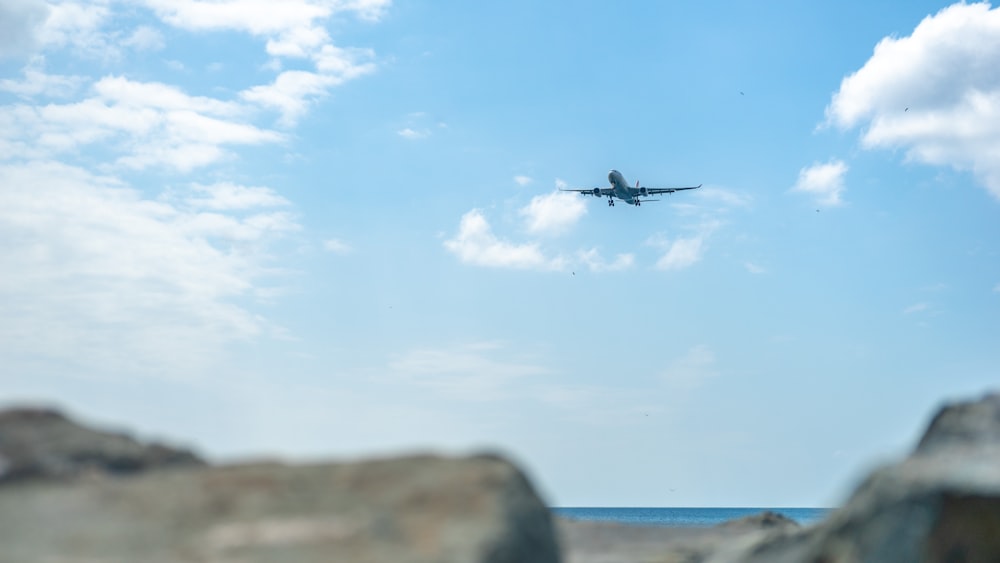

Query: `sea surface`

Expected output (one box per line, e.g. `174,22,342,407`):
552,507,831,527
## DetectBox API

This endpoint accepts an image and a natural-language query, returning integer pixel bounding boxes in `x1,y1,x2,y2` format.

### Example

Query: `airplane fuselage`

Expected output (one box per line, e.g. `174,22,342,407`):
609,169,639,205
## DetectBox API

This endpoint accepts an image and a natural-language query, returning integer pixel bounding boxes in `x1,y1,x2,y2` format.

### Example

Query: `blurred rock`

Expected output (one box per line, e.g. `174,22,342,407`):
557,517,789,563
0,452,559,563
6,390,1000,563
715,511,800,533
735,391,1000,563
916,391,1000,455
0,407,205,485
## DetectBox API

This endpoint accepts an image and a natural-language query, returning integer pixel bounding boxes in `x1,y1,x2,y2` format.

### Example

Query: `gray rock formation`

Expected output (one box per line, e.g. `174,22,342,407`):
915,391,1000,455
0,452,560,563
0,407,205,484
4,391,999,563
559,391,1000,563
557,517,793,563
715,511,800,533
733,391,1000,563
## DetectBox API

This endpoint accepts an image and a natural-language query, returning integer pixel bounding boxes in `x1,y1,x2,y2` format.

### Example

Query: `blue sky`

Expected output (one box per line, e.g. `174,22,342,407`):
2,0,999,507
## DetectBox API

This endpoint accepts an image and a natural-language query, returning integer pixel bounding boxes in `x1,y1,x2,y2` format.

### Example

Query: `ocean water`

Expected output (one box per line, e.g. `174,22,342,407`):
552,507,831,527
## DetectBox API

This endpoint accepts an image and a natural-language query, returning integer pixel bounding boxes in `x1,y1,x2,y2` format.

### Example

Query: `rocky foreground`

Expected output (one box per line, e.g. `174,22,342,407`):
1,392,999,562
0,407,204,484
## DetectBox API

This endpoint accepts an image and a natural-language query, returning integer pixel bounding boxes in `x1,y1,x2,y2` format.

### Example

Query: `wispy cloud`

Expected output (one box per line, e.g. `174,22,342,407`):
577,248,634,273
397,127,428,140
514,175,533,186
242,70,339,127
693,186,752,208
0,74,286,171
144,0,391,41
122,25,165,52
387,342,550,401
0,0,390,383
396,110,442,140
744,262,766,274
323,238,353,254
661,345,718,389
444,209,564,270
519,190,587,236
186,182,291,210
647,184,750,271
903,302,930,314
0,161,297,377
142,1,380,126
0,68,86,99
655,236,704,270
825,2,1000,200
791,160,847,206
37,1,115,59
647,222,720,272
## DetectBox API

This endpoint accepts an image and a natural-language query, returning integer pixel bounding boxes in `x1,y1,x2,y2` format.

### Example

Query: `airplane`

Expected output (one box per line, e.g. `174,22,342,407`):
560,169,701,207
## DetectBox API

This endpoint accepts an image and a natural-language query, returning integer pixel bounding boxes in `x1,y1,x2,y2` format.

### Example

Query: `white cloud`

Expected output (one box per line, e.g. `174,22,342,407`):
0,0,48,58
186,182,291,210
744,262,766,274
323,238,352,254
792,160,847,206
37,1,116,59
444,209,564,270
0,0,391,379
397,127,427,140
577,248,634,273
122,25,166,52
514,175,533,186
655,236,704,270
144,0,388,58
0,161,297,377
140,2,379,127
0,76,285,171
387,342,550,401
903,302,930,314
312,44,376,79
0,68,86,99
694,186,752,208
661,345,718,389
266,25,329,58
332,0,392,22
145,0,331,36
145,0,391,32
647,219,721,272
240,70,338,126
95,75,241,116
519,190,587,236
826,2,1000,200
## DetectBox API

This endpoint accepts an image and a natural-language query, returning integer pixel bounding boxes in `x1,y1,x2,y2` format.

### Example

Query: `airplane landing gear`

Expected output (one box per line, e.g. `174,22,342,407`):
608,198,614,207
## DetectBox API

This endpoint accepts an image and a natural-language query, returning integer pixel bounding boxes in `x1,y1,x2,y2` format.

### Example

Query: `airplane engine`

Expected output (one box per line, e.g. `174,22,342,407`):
592,188,601,197
639,187,649,197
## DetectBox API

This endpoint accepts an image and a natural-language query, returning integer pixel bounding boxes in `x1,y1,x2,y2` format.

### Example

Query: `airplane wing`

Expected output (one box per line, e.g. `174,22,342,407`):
643,184,702,195
560,187,613,197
